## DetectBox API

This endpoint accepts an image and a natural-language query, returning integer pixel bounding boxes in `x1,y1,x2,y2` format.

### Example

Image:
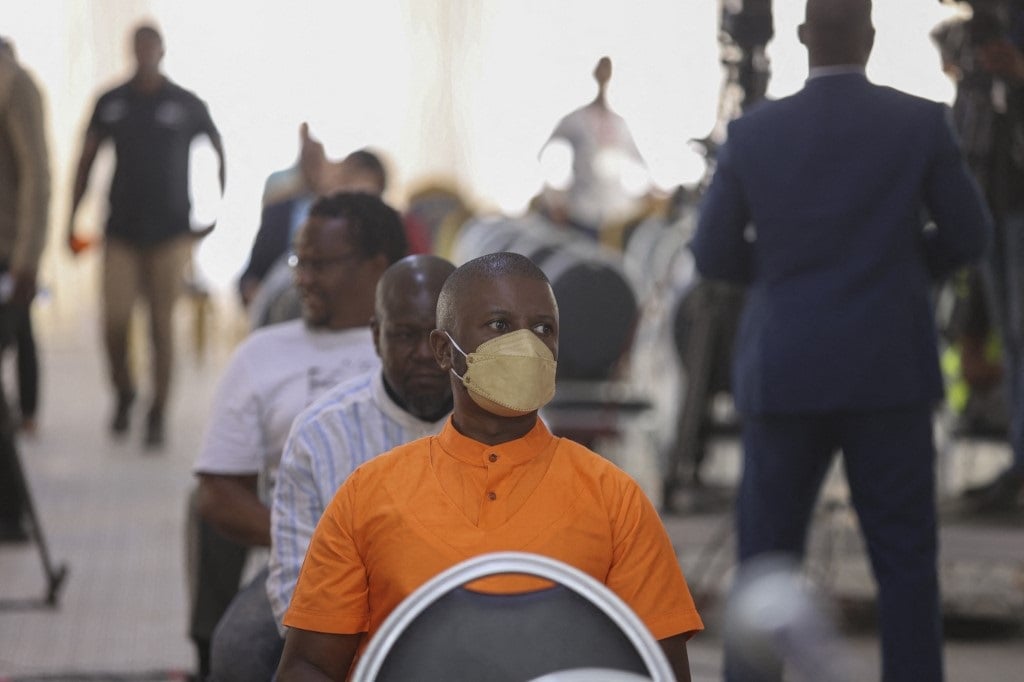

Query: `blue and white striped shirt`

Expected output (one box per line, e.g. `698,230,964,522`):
267,369,448,629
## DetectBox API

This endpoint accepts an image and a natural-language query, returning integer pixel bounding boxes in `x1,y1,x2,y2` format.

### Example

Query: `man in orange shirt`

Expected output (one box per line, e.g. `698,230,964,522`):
277,251,702,681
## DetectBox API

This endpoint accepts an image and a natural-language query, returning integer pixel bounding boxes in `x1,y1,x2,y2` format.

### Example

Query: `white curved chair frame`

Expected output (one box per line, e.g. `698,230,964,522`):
352,551,674,682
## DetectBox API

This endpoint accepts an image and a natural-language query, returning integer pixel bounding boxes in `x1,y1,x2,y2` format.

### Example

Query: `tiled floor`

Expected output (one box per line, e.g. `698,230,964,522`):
1,291,1022,680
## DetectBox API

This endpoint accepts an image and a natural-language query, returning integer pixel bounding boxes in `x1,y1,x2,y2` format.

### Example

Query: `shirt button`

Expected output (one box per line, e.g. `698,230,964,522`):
489,453,498,463
488,491,497,501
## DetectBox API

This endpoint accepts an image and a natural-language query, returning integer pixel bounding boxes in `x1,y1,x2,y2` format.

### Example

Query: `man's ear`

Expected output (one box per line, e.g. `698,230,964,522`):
429,329,451,371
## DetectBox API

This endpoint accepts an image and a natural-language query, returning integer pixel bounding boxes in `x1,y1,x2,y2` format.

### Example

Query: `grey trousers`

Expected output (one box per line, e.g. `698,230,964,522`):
209,566,284,681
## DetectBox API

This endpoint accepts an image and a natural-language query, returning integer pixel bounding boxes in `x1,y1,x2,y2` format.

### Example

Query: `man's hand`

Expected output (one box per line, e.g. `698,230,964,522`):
298,122,329,194
980,40,1024,84
67,233,95,256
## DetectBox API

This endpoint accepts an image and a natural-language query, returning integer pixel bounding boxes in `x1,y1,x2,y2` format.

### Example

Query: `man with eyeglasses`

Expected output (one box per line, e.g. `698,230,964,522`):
188,192,406,680
205,254,455,680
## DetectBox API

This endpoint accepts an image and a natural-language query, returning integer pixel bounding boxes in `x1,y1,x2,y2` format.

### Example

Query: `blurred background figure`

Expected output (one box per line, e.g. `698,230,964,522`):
933,0,1024,512
692,0,991,679
66,23,225,448
239,123,430,329
0,35,50,541
237,122,390,308
539,56,649,239
723,554,852,682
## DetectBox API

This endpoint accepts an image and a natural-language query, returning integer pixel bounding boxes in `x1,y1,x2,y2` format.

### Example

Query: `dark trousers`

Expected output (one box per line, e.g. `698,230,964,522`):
730,406,943,682
186,488,248,679
15,305,38,419
0,303,24,526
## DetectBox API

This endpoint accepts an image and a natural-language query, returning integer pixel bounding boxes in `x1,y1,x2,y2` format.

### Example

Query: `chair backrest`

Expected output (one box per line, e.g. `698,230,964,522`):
351,552,674,682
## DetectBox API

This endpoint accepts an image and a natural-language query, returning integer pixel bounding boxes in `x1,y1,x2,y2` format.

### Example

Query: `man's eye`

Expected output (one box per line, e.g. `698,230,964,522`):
488,320,509,331
532,323,553,335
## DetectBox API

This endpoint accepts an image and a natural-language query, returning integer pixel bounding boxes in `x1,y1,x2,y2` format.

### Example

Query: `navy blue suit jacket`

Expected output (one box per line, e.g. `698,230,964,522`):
692,73,992,415
237,196,307,300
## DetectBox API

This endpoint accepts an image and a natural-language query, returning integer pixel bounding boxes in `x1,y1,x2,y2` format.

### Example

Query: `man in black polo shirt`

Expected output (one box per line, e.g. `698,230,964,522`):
68,23,225,447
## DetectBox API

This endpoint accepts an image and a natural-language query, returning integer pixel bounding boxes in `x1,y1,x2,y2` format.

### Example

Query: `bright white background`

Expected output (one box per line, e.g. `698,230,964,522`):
5,0,964,294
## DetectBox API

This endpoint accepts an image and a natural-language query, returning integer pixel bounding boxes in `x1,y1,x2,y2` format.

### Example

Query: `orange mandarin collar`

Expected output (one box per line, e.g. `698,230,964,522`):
437,417,556,467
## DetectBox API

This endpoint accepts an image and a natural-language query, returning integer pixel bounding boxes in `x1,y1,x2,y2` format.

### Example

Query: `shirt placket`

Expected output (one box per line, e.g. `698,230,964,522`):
477,449,507,530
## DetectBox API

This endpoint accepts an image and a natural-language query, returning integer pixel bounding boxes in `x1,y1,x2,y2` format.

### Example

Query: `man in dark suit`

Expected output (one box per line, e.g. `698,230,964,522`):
237,123,388,309
692,1,992,680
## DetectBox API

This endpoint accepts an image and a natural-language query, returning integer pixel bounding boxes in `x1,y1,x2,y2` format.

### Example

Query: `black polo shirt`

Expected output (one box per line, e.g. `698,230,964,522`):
88,78,220,246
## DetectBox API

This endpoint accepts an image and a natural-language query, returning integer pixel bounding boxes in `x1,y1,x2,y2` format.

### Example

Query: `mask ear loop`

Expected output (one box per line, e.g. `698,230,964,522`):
444,332,469,382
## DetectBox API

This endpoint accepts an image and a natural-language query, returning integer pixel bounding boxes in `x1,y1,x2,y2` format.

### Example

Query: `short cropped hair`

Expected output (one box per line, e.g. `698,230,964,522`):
134,24,163,44
308,192,408,265
436,252,551,331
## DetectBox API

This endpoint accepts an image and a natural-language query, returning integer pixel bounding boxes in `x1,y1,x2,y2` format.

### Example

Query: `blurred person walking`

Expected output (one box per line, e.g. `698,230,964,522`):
0,35,50,540
67,23,225,448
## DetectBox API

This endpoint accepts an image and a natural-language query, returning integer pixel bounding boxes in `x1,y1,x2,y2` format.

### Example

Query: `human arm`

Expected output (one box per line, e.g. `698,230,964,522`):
280,474,373,675
196,473,270,546
268,417,337,628
690,134,754,283
211,131,226,195
6,70,49,304
237,201,294,306
603,476,703,678
190,100,225,239
658,633,692,682
920,106,992,279
67,129,101,256
276,629,362,681
193,342,272,547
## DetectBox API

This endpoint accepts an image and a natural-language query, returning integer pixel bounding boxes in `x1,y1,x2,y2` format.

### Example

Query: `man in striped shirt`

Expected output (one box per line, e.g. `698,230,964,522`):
210,254,455,678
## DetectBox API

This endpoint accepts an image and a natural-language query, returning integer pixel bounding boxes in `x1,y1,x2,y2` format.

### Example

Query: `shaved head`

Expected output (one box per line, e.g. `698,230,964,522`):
800,0,874,67
375,254,455,319
372,254,455,421
436,252,553,332
805,0,871,28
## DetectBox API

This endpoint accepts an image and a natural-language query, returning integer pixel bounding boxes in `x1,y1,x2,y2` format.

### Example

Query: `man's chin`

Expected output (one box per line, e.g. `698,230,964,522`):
405,390,453,420
301,309,329,328
300,296,329,326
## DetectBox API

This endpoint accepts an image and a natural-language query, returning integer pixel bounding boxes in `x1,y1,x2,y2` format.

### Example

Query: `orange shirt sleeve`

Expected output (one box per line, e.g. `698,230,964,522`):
604,478,704,640
283,469,370,635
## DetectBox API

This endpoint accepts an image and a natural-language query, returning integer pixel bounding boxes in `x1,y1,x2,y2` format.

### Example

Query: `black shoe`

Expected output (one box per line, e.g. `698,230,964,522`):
110,390,136,435
144,408,164,449
963,469,1024,512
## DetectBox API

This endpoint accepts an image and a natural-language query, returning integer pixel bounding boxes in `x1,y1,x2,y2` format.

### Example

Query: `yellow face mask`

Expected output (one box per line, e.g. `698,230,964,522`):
446,329,557,417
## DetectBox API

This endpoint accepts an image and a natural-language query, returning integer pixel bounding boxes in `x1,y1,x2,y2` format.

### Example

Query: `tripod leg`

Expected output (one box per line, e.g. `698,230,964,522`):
0,311,69,602
4,426,68,606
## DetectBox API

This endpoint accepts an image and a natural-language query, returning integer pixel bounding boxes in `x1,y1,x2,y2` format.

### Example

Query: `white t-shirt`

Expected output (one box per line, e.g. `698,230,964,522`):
193,320,379,496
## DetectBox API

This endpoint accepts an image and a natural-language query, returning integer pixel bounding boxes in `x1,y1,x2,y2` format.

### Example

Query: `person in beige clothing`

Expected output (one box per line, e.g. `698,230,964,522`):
0,35,50,540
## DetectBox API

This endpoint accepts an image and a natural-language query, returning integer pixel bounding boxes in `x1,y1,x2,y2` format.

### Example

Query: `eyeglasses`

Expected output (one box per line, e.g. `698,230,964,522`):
287,252,361,275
